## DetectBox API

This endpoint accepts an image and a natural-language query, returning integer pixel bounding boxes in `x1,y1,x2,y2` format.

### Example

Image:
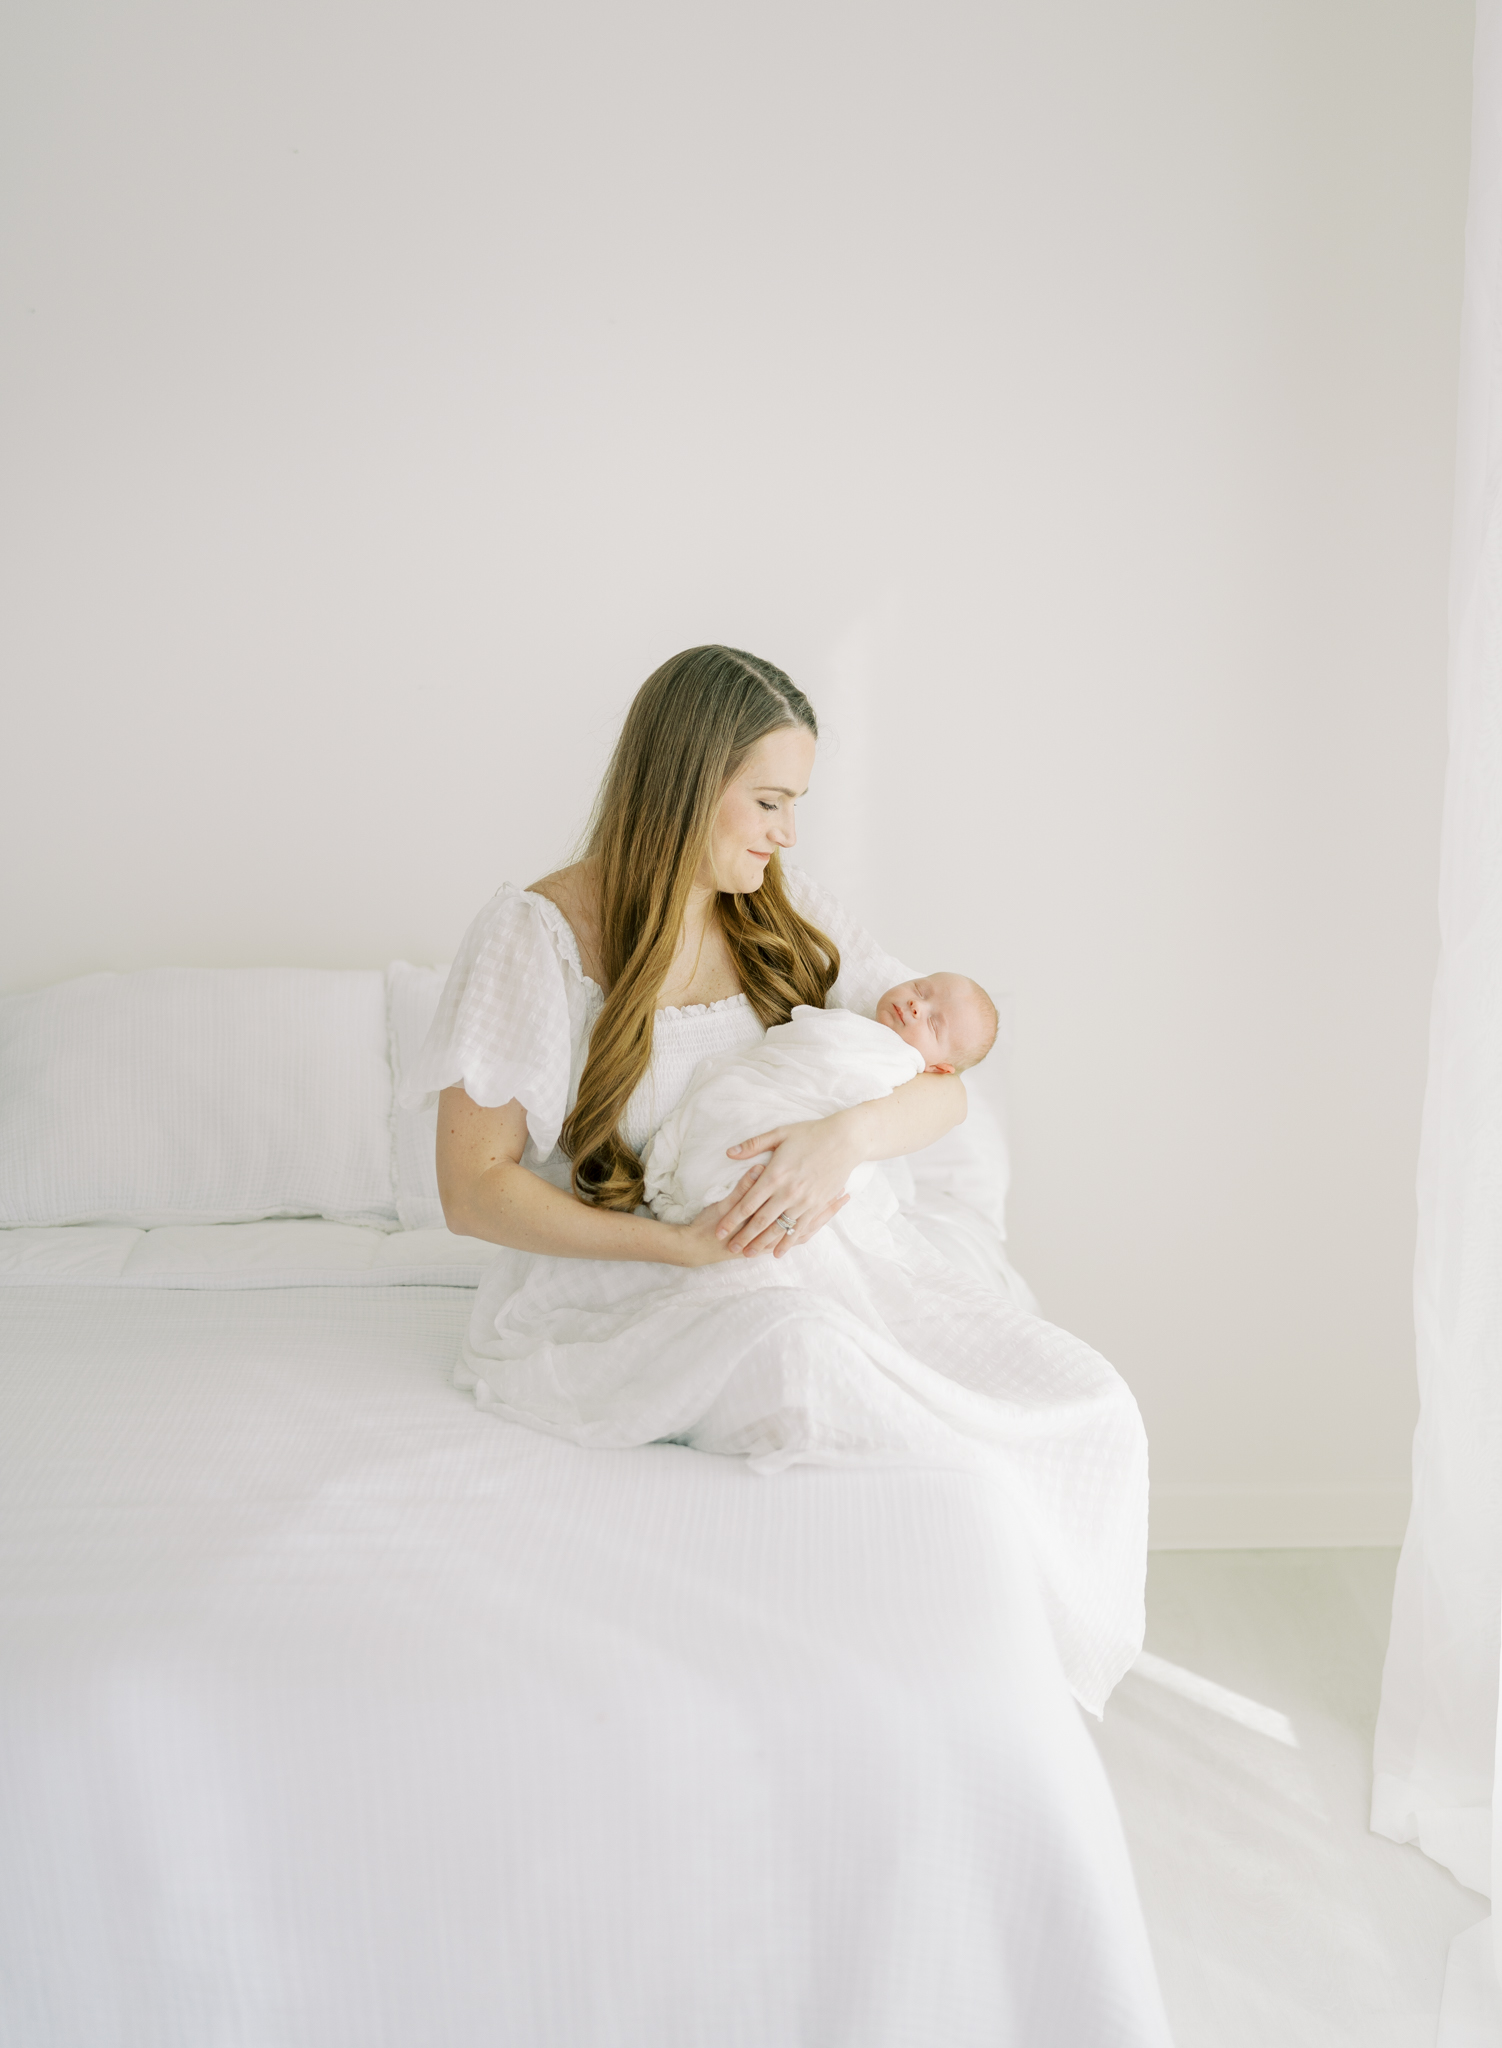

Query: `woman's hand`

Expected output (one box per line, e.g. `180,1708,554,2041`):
713,1115,863,1258
665,1169,778,1268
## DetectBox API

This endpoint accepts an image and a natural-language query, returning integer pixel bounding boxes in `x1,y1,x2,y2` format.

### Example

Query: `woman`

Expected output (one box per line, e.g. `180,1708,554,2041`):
404,644,1147,1714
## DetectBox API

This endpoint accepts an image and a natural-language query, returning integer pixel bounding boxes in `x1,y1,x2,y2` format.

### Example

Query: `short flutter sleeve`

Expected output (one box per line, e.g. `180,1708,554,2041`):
783,865,916,1019
397,885,593,1164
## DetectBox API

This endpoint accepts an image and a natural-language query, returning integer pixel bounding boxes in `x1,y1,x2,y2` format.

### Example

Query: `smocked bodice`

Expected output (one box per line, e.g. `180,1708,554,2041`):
620,995,768,1156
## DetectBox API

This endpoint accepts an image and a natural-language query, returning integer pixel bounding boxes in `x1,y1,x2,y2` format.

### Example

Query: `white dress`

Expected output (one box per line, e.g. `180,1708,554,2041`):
402,865,1148,1715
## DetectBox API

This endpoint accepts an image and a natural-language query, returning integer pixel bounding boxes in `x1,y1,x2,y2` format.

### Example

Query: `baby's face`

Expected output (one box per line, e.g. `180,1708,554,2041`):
876,974,989,1074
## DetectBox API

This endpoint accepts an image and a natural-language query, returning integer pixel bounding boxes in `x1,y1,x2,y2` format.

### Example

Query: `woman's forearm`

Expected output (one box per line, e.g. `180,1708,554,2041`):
447,1159,683,1264
829,1071,967,1166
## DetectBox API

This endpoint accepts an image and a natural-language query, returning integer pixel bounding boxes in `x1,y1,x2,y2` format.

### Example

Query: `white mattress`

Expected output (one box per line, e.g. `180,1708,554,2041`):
0,1219,498,1288
0,1280,1170,2046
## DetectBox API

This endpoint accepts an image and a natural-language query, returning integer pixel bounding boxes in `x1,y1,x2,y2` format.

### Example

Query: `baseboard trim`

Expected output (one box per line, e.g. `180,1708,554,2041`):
1149,1482,1411,1550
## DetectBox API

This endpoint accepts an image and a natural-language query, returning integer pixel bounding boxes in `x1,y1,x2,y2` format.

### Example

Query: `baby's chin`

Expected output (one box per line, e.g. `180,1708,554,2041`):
878,1016,920,1051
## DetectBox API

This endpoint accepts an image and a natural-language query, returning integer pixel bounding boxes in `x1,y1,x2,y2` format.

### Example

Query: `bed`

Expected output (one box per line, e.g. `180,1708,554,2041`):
0,964,1170,2046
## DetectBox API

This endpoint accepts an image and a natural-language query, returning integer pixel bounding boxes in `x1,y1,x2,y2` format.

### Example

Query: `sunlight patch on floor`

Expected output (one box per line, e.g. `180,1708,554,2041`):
1133,1648,1299,1747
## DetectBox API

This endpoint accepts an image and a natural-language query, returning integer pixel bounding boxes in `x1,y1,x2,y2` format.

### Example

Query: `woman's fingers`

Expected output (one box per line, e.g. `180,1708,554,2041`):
713,1119,851,1250
717,1178,855,1259
714,1135,783,1239
705,1168,773,1251
689,1172,767,1264
728,1183,848,1257
727,1175,815,1253
773,1193,849,1257
715,1171,776,1243
724,1196,787,1254
726,1128,785,1160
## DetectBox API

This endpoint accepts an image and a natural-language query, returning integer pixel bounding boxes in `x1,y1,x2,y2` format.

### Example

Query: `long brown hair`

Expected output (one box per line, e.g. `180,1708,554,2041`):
561,645,840,1210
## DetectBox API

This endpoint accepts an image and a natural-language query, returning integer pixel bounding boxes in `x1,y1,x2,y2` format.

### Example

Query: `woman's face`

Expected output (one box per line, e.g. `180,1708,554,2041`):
703,723,817,895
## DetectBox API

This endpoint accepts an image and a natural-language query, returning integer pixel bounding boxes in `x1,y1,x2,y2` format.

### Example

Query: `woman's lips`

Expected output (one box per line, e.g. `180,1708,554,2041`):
749,850,771,861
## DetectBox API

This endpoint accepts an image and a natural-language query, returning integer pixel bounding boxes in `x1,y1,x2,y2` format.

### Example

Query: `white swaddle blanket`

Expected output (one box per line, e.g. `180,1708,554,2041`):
643,1005,925,1224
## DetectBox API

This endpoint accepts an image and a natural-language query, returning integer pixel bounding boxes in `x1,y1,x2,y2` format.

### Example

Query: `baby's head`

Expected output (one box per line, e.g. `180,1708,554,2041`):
876,973,998,1075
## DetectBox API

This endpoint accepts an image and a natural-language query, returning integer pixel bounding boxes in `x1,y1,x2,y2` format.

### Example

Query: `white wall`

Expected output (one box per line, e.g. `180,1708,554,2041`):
1,0,1472,1542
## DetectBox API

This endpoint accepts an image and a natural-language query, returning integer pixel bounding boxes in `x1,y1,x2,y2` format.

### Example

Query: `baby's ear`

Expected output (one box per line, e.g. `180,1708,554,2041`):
927,1061,956,1075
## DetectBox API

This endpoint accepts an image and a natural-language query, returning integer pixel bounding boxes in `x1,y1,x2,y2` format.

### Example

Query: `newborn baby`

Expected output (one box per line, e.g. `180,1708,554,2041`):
643,972,997,1225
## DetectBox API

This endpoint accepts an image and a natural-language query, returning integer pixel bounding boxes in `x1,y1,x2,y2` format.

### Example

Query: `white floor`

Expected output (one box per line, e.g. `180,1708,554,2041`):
1091,1550,1488,2048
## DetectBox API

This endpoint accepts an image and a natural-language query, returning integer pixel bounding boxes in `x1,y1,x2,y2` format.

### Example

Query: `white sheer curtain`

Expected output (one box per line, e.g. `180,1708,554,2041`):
1371,3,1502,2036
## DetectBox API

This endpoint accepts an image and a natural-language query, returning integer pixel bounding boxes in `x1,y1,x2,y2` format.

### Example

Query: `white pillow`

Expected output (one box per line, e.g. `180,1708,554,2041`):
0,968,397,1229
386,962,449,1230
906,1085,1011,1238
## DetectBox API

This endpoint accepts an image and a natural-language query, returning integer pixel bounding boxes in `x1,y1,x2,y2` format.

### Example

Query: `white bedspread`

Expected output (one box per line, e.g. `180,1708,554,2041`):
0,1284,1170,2047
